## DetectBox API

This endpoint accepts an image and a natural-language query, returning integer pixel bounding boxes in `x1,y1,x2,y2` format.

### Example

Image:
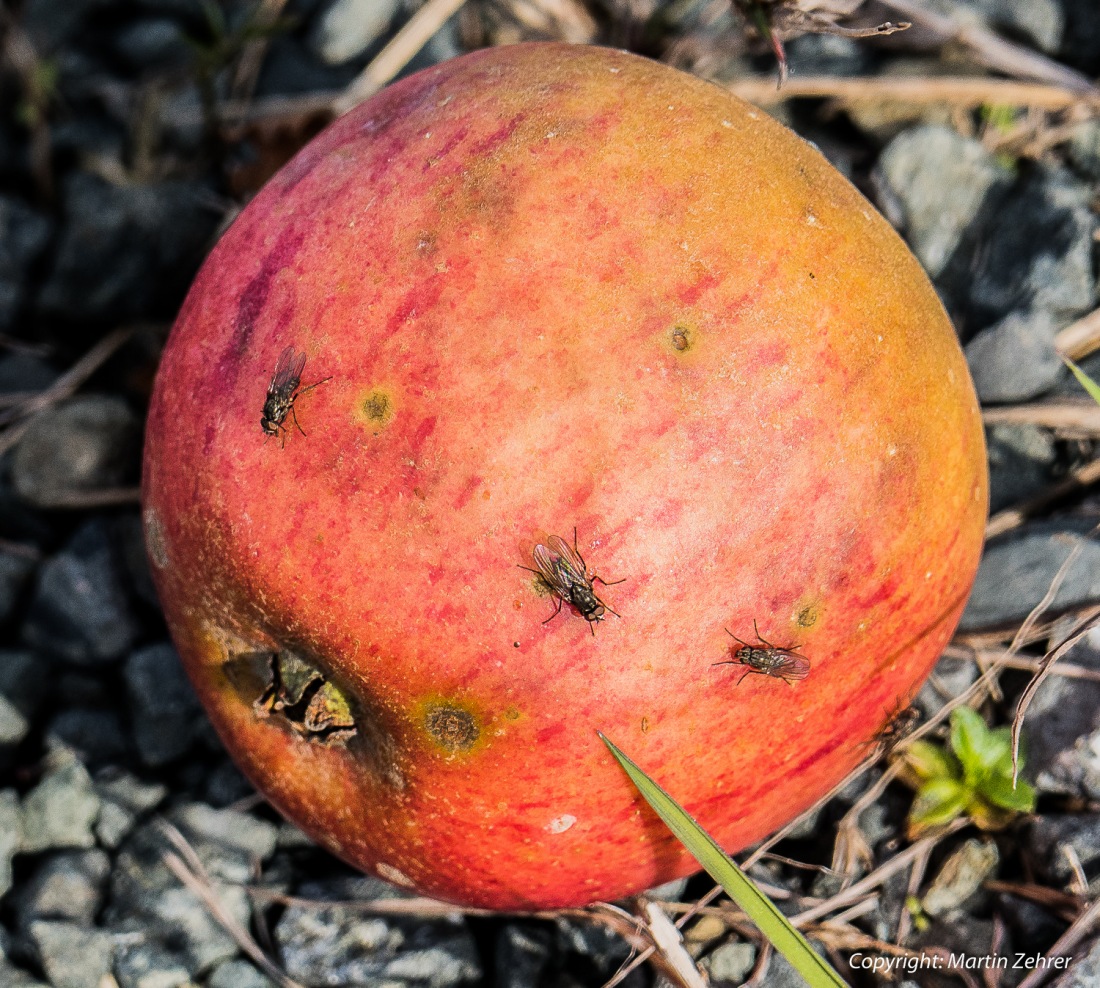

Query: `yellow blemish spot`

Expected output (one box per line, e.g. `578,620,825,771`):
795,601,821,629
422,700,481,754
358,388,396,432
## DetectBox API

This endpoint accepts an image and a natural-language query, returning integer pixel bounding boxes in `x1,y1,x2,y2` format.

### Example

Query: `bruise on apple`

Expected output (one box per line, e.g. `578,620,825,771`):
424,704,480,753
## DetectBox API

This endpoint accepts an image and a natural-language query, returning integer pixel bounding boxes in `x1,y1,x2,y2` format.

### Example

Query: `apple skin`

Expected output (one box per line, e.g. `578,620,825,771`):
142,42,987,910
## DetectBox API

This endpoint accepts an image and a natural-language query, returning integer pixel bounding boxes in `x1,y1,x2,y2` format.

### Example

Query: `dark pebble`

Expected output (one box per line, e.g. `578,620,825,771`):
1025,814,1100,886
0,198,53,334
496,924,552,988
125,644,203,766
0,650,50,736
987,424,1057,514
965,309,1063,403
113,17,191,71
36,172,219,326
0,551,39,627
11,396,141,509
22,519,141,664
0,354,58,395
45,707,130,766
112,936,192,988
92,769,167,850
11,849,111,931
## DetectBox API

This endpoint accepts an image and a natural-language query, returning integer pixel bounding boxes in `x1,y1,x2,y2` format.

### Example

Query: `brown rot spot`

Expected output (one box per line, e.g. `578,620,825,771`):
796,603,820,629
361,389,395,429
641,717,649,733
223,643,403,789
143,508,169,569
669,325,694,352
424,704,480,753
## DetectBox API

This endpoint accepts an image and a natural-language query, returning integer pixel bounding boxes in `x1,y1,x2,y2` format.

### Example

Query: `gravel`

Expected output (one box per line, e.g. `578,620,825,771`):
27,919,114,988
965,308,1064,403
124,643,204,766
11,849,111,930
19,748,100,853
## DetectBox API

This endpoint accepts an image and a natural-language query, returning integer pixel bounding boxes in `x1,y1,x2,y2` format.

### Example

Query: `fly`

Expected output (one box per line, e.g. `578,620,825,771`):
714,620,810,685
871,702,921,755
260,346,331,445
521,529,623,635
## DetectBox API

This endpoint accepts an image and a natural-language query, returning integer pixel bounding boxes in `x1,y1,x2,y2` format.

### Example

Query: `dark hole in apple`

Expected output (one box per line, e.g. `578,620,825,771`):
223,646,405,789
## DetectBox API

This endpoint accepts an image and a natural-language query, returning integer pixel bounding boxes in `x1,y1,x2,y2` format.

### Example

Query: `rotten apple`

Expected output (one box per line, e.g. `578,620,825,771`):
142,43,987,910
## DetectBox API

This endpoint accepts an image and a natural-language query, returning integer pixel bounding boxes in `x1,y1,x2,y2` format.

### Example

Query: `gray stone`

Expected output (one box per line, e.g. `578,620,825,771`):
704,941,756,984
0,694,29,747
922,838,999,916
36,173,218,325
951,168,1097,328
916,653,978,717
207,959,277,988
1025,815,1100,885
0,788,23,897
46,708,129,765
12,849,110,930
112,937,193,988
968,0,1063,52
0,354,58,395
20,750,100,853
877,126,1008,278
0,551,35,626
1068,120,1100,181
12,396,141,508
554,916,632,972
125,644,203,766
0,957,49,987
987,423,1057,514
169,803,278,878
960,532,1100,631
965,308,1063,403
0,651,52,722
495,925,551,988
23,520,141,664
27,920,113,988
276,878,481,987
1052,935,1100,986
114,18,191,71
310,0,399,64
0,197,52,333
93,771,168,850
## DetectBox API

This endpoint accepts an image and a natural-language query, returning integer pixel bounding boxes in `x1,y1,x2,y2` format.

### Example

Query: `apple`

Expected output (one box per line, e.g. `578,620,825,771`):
142,42,987,910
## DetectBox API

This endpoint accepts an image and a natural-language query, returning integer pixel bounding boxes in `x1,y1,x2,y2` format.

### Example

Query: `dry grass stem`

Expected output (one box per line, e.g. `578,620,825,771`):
155,821,306,988
640,899,707,988
986,460,1100,539
728,75,1100,109
230,0,293,105
983,400,1100,436
334,0,470,115
28,487,143,510
1056,306,1100,361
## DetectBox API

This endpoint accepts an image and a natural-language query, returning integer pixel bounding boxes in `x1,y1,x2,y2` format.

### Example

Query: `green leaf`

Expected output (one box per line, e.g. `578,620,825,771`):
903,739,961,783
979,771,1037,813
1063,356,1100,406
909,777,969,834
598,733,848,988
950,707,1007,780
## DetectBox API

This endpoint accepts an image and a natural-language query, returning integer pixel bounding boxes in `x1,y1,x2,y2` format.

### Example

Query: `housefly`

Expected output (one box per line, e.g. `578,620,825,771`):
714,620,810,685
260,347,331,445
521,529,623,635
871,703,921,755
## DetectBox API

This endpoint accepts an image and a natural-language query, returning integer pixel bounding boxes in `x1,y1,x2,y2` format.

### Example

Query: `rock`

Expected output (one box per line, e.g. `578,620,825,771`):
0,354,58,395
996,891,1062,956
496,925,552,988
93,770,168,850
310,0,399,64
0,197,52,334
125,644,203,766
0,957,49,987
0,551,35,626
987,423,1057,514
112,936,193,988
46,708,130,765
915,653,978,718
964,309,1063,403
1052,935,1100,987
207,958,277,988
27,920,113,988
11,849,110,930
922,838,999,916
20,749,100,853
0,693,29,748
968,0,1063,52
276,877,482,987
23,519,141,664
960,531,1100,631
783,32,869,76
0,650,51,724
876,125,1008,278
36,173,218,326
114,18,191,71
1068,120,1100,181
197,758,255,808
11,396,141,508
703,941,756,984
554,916,632,975
943,167,1097,331
0,788,23,897
255,37,357,98
1025,815,1100,887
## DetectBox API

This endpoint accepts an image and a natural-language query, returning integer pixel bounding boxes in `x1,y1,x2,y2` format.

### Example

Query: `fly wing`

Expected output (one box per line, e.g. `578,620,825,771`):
776,652,811,681
546,534,588,582
531,543,568,592
271,347,307,391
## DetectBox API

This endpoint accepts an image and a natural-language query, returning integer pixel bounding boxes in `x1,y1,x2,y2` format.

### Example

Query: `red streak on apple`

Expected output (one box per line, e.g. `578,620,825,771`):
143,43,987,910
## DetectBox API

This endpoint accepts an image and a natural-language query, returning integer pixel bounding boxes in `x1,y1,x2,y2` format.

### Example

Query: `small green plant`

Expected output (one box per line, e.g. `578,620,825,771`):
900,707,1035,838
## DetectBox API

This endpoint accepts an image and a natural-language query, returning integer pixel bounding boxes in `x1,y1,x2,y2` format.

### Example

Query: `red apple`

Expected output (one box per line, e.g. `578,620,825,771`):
142,43,987,910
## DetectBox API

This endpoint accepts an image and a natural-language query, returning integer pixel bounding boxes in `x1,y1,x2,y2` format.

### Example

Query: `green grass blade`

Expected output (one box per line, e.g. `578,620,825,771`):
1062,355,1100,406
599,732,849,988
